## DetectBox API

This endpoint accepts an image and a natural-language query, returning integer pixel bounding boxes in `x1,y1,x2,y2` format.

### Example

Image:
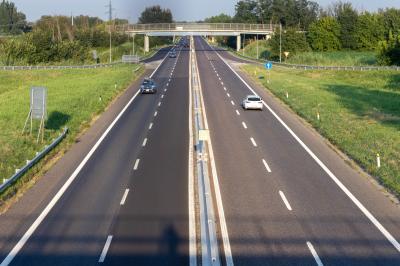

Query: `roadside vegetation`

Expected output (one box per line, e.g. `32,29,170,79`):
242,64,400,196
0,64,144,205
239,40,378,66
205,1,400,66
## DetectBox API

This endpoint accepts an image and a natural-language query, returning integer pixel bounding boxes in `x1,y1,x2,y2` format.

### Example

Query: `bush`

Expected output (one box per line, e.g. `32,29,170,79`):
307,17,341,51
270,28,310,60
378,32,400,66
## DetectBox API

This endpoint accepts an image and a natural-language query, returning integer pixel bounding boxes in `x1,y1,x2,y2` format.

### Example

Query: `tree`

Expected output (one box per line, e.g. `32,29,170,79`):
354,12,385,50
0,0,28,34
331,1,358,49
378,31,400,65
204,13,233,23
270,27,310,59
234,0,258,23
380,8,400,40
307,17,341,51
138,5,173,24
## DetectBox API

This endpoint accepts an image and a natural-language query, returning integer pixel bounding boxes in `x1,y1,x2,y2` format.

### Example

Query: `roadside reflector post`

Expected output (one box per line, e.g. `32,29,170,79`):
286,92,289,99
377,153,381,168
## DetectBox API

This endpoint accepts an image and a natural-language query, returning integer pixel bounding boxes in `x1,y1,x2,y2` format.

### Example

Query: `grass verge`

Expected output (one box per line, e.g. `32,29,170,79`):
0,64,144,208
242,64,400,196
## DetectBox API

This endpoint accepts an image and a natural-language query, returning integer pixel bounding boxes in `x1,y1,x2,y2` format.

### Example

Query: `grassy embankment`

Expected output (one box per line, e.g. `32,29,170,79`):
0,64,144,205
239,40,378,66
242,64,400,196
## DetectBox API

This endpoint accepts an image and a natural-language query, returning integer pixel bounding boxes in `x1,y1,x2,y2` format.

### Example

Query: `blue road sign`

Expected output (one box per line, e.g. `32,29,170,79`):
265,62,273,70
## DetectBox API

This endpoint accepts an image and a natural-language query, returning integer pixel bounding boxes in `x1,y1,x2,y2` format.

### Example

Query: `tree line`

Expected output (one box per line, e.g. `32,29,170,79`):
0,2,174,65
206,0,400,65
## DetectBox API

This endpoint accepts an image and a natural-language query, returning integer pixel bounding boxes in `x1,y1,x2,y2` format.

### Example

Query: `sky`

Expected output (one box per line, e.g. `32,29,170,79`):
11,0,400,23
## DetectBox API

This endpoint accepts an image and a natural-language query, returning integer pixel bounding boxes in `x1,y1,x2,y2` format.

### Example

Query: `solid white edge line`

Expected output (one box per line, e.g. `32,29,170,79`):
262,159,272,173
98,235,113,263
120,189,130,205
133,159,140,170
149,122,153,130
211,42,400,253
242,122,247,129
250,137,257,147
194,38,234,266
0,48,173,266
188,41,197,266
142,138,148,147
307,241,324,266
279,190,292,211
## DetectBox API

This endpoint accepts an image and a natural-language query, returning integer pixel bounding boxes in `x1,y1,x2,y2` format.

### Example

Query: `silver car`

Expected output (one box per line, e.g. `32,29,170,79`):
140,78,157,94
242,95,263,110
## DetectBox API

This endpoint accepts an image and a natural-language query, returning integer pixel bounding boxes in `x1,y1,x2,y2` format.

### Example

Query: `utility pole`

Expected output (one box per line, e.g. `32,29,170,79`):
71,12,74,26
105,0,114,63
279,23,282,63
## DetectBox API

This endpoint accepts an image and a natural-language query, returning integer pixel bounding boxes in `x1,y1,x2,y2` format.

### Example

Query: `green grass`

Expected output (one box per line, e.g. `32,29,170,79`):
0,64,144,188
242,64,400,196
240,40,271,60
286,51,378,66
238,40,378,66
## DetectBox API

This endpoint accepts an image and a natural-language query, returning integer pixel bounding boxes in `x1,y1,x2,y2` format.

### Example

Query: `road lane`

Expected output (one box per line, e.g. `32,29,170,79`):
102,46,190,265
2,47,180,266
195,36,400,265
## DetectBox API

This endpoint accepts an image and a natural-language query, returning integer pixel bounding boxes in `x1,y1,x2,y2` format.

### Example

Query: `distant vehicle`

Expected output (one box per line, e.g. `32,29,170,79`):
242,95,263,110
169,51,177,58
140,78,157,94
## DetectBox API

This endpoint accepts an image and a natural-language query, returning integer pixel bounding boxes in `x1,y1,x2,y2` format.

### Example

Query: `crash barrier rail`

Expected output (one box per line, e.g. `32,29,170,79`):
231,50,400,71
0,128,68,194
0,62,121,71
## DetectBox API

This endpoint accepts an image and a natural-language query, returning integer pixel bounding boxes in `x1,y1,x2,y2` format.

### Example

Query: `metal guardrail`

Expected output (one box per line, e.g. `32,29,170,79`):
0,62,121,71
227,49,400,71
118,23,276,33
0,128,68,194
191,38,221,265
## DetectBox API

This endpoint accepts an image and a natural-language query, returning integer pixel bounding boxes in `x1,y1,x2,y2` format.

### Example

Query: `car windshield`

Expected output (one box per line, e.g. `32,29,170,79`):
143,80,152,85
248,97,261,102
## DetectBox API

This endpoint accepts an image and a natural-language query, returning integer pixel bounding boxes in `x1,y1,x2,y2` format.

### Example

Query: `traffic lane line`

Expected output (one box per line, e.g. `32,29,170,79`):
142,138,148,147
279,190,292,211
250,137,257,147
98,235,113,263
236,110,240,116
262,159,272,173
149,123,153,130
133,159,140,170
242,122,247,129
120,189,130,205
307,241,324,266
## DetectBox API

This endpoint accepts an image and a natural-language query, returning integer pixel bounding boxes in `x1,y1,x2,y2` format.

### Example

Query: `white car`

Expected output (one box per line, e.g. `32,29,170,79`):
242,95,263,110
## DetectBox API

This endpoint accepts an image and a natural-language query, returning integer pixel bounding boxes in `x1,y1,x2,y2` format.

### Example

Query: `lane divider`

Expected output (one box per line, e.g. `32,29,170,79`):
307,241,324,266
98,235,113,263
120,189,130,206
262,159,272,173
250,137,257,147
279,191,292,211
133,159,140,171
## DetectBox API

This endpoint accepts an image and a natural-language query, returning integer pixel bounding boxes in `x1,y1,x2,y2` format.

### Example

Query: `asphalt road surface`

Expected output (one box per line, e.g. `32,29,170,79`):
1,37,400,266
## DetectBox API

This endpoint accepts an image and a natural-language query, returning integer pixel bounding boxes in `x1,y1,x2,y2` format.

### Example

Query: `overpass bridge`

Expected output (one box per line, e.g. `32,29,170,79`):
117,23,276,52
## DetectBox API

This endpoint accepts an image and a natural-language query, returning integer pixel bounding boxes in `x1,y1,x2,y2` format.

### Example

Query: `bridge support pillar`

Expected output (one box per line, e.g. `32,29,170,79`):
236,35,241,52
144,35,150,53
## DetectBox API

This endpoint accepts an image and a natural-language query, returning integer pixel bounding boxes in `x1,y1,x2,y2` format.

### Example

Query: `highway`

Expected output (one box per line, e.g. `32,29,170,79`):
0,36,400,266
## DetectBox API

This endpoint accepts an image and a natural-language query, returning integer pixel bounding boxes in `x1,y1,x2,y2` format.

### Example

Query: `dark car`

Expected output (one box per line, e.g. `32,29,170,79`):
140,78,157,94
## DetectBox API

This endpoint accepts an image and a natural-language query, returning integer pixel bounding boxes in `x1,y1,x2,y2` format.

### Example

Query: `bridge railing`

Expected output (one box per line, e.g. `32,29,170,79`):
117,23,277,32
